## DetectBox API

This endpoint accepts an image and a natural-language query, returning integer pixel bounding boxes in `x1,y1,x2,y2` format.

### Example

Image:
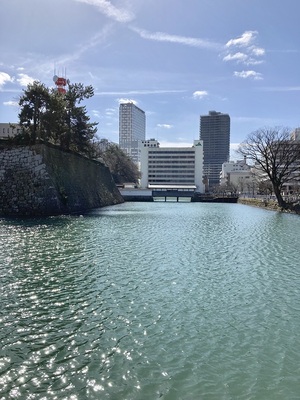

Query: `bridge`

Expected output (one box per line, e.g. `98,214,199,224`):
151,185,196,201
120,185,197,202
119,186,239,203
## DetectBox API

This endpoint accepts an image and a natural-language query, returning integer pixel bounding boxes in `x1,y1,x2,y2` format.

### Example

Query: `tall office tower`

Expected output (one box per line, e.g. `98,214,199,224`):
200,110,230,188
119,102,146,163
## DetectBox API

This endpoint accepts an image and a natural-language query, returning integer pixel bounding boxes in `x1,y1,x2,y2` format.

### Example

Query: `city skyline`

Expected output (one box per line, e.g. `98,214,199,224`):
1,0,300,155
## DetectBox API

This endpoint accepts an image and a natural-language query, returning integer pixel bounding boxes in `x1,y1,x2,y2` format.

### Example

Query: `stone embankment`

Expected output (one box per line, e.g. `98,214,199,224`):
0,142,123,217
238,197,300,214
238,197,281,211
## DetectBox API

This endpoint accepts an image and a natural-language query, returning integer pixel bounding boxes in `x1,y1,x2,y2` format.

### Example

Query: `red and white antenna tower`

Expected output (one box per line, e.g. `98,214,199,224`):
53,67,68,94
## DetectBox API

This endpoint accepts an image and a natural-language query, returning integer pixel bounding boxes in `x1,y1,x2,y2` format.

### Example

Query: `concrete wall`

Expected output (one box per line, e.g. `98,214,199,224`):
0,142,123,216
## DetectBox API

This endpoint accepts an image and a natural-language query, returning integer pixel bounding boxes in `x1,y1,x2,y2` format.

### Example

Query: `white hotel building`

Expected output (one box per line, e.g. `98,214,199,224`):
140,139,205,193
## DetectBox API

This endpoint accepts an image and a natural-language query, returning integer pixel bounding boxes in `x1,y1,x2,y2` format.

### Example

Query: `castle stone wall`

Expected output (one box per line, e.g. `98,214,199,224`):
0,143,123,216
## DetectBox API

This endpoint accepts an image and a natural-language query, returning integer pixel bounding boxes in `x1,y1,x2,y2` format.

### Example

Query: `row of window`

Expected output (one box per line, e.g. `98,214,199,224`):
149,169,195,173
148,174,194,181
2,128,20,134
149,179,195,183
149,160,195,164
148,156,195,160
149,151,194,155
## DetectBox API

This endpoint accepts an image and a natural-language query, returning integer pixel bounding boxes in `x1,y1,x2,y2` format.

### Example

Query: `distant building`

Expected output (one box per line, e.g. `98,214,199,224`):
119,102,146,163
291,128,300,141
0,123,20,138
199,110,230,189
220,158,257,195
140,139,205,193
140,138,160,148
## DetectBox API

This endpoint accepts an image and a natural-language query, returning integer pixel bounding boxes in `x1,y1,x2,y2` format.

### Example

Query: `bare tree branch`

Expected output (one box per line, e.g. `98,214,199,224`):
238,127,300,208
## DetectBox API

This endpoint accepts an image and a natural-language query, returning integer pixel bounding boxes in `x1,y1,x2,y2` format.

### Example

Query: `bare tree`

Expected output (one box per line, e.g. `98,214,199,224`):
238,127,300,208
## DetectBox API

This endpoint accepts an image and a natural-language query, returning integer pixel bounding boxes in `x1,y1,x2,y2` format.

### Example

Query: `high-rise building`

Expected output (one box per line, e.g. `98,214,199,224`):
199,110,230,188
119,102,146,163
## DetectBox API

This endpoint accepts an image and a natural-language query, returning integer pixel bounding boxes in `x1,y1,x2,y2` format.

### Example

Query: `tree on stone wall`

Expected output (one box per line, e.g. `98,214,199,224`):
18,81,50,144
15,80,97,156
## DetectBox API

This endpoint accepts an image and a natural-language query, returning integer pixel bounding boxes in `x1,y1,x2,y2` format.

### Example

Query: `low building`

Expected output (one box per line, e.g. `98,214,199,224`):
140,139,205,193
220,158,257,195
0,123,20,139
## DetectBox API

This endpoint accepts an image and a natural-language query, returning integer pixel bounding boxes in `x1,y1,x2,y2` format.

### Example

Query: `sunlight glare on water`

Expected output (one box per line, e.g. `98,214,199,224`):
1,202,300,399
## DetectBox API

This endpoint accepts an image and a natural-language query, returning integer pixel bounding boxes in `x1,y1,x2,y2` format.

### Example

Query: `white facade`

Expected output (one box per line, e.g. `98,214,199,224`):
0,123,20,138
140,139,205,193
220,158,257,194
119,102,146,163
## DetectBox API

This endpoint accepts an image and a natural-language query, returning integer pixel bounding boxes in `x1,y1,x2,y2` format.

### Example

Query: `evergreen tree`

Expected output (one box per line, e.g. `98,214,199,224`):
18,81,50,143
16,80,97,156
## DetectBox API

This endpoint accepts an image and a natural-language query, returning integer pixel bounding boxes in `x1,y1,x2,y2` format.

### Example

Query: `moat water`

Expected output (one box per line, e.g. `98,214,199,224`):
1,202,300,399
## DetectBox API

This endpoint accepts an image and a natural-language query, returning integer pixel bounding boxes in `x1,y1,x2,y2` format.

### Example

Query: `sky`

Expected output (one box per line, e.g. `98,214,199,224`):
1,0,300,155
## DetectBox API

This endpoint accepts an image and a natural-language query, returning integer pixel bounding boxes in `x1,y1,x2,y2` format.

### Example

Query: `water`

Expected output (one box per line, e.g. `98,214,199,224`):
1,202,300,400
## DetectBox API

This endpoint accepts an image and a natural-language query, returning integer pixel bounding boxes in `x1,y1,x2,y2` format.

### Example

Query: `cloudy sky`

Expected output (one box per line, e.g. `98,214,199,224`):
1,0,300,150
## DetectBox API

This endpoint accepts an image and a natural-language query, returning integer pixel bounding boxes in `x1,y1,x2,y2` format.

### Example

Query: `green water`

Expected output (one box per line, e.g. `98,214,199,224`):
1,202,300,399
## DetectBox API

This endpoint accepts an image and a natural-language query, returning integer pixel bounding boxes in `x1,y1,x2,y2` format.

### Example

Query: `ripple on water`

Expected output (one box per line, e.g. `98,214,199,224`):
1,203,300,398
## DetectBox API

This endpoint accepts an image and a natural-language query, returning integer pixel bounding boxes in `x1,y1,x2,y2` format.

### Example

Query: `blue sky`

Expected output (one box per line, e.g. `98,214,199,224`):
1,0,300,153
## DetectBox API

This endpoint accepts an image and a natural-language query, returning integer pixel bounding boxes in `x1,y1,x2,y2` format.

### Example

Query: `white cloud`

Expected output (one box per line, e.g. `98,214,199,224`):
244,58,264,66
131,27,221,50
223,31,265,72
3,101,19,107
57,25,114,65
105,108,116,116
17,73,35,87
251,46,265,56
75,0,134,23
234,70,263,80
226,31,258,48
3,100,18,107
92,109,101,118
193,90,208,99
157,124,173,129
223,52,248,63
0,72,14,87
95,89,186,96
118,98,138,105
259,86,300,92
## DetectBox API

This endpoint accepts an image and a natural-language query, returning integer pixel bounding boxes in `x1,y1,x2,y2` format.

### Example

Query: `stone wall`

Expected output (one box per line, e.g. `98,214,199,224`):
0,143,123,216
